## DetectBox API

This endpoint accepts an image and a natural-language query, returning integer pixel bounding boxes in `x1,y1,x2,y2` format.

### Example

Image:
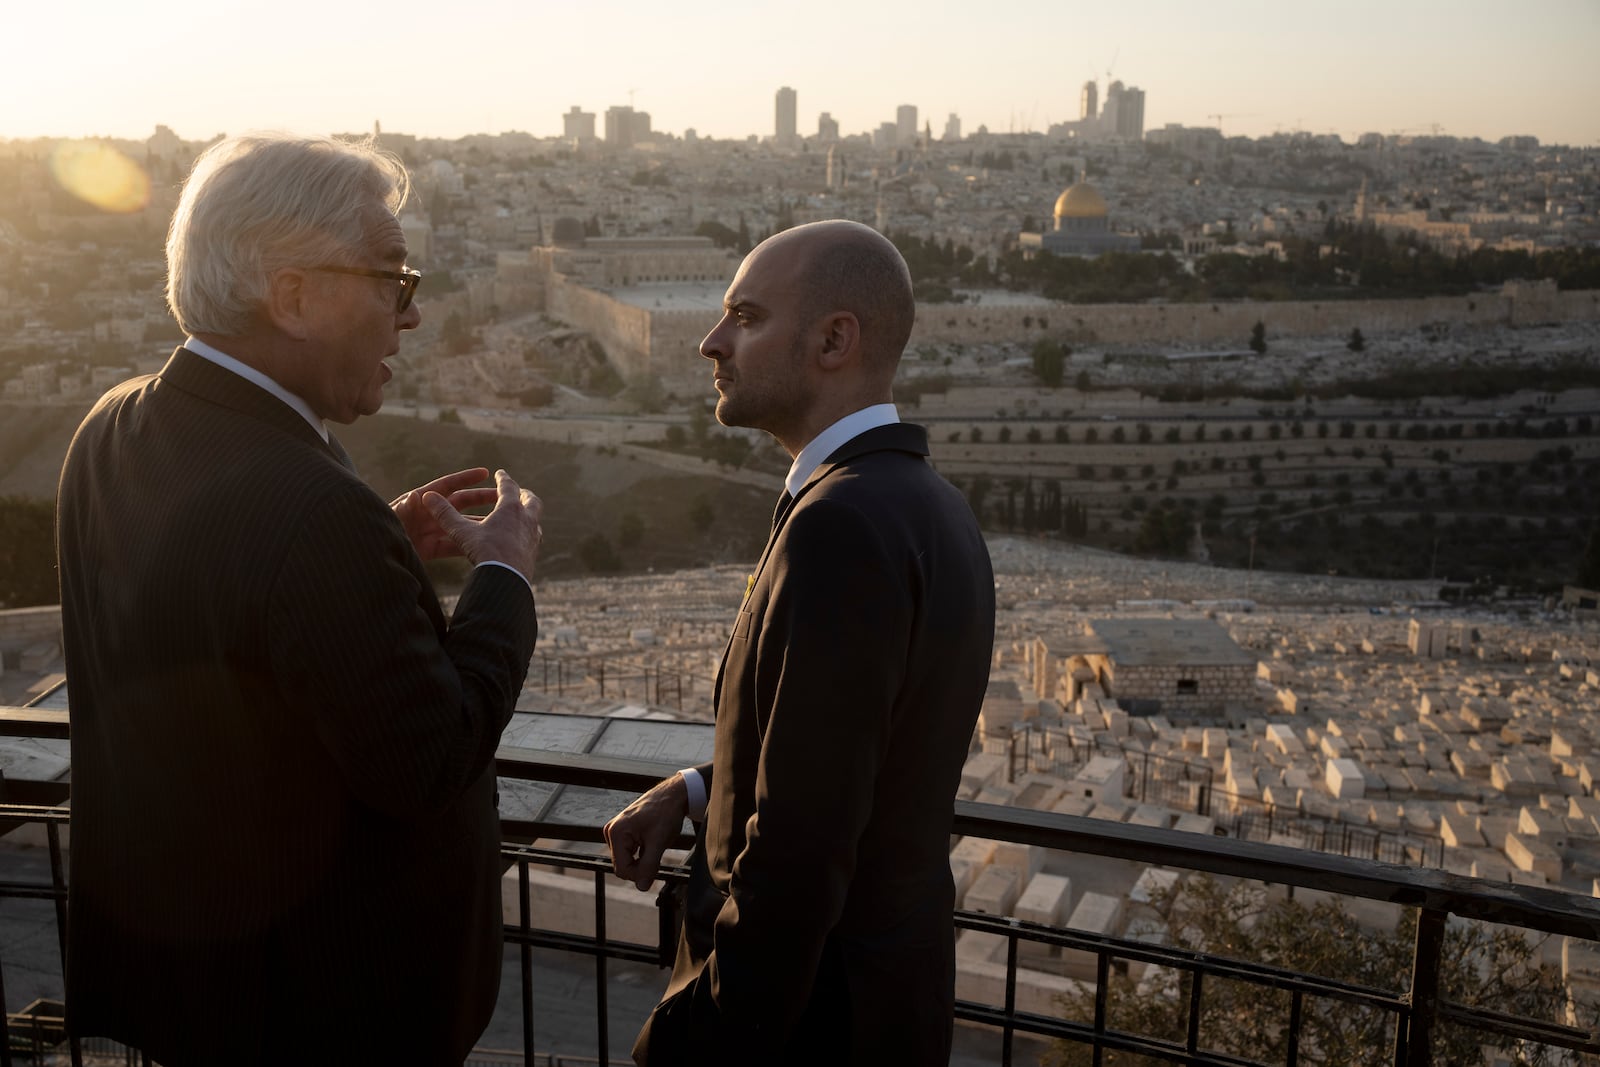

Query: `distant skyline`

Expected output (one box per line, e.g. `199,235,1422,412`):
6,0,1598,147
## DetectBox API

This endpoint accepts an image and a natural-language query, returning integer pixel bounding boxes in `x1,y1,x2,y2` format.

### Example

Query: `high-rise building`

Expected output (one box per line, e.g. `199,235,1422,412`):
1101,80,1123,137
1099,80,1144,140
604,105,651,147
563,106,596,141
943,113,961,142
817,111,840,142
604,105,635,147
775,86,798,148
1081,80,1098,121
896,104,918,147
1116,85,1145,140
826,144,843,189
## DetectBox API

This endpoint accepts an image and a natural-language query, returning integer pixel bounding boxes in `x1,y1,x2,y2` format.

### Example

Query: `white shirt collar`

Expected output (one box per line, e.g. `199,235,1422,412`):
183,336,328,443
785,403,899,497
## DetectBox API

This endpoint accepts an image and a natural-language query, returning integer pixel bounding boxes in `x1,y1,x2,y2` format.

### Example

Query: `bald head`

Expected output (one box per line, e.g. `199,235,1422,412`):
752,220,915,379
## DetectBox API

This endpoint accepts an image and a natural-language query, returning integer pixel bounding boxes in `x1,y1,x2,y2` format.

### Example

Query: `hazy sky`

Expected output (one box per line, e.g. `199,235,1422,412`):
7,0,1597,146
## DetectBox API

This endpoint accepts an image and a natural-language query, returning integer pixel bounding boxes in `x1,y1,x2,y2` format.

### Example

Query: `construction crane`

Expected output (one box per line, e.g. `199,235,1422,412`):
1207,112,1256,136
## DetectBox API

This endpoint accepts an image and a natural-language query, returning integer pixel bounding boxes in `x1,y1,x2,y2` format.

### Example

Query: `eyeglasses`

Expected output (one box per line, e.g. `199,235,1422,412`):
312,265,422,313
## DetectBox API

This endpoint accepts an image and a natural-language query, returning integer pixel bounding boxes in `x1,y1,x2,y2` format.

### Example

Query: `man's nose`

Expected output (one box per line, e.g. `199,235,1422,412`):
699,323,725,360
399,300,422,331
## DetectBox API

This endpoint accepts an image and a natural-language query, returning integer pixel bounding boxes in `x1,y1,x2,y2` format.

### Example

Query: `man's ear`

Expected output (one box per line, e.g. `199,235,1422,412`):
816,311,860,371
264,267,314,341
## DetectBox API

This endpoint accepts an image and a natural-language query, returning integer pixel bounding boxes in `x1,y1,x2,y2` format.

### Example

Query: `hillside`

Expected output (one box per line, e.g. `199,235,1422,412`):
0,402,773,584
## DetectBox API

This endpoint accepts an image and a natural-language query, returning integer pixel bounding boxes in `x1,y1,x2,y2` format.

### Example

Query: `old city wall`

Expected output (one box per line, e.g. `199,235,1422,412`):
546,278,654,380
541,275,1599,386
907,287,1600,349
646,309,721,388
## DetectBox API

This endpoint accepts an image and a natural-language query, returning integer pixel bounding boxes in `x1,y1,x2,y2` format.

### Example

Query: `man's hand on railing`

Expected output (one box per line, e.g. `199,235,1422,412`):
604,773,689,891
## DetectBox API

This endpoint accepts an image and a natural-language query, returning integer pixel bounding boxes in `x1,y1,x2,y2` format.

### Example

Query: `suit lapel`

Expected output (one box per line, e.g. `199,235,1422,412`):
160,347,348,470
709,423,932,715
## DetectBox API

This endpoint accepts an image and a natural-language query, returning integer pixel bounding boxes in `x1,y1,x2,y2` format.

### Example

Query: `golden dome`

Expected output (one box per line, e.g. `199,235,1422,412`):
1054,182,1108,219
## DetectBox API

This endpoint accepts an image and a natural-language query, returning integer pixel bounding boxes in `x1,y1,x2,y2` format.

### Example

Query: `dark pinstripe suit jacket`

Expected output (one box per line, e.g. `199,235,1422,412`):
635,423,995,1066
56,347,537,1065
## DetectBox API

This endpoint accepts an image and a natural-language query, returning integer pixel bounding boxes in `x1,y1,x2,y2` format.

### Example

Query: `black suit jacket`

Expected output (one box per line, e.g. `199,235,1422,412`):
635,422,995,1066
56,348,537,1066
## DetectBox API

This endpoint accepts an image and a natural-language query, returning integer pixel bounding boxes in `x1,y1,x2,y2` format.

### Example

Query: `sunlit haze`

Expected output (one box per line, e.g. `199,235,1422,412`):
5,0,1597,146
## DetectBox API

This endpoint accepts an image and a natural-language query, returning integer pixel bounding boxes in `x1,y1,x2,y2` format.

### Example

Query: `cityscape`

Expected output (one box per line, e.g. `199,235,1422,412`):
1,46,1599,1064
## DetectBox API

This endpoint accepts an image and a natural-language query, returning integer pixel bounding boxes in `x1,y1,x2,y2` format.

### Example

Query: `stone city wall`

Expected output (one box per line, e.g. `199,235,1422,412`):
531,270,1600,389
545,277,654,381
645,308,719,388
908,287,1600,350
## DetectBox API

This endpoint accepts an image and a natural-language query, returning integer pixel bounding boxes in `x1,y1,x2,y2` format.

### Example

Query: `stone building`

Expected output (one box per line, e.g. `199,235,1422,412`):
1086,618,1258,714
1028,618,1258,716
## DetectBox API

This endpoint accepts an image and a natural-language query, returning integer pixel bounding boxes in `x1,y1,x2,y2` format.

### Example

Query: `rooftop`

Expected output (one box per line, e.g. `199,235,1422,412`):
1088,616,1259,668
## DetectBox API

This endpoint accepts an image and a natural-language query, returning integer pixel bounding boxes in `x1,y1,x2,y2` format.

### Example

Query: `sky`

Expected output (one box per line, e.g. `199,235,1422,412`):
5,0,1597,147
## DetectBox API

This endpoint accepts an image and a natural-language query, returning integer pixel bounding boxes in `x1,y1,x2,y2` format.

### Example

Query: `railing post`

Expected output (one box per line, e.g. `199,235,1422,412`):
1185,967,1204,1054
655,882,679,968
594,870,609,1067
1002,931,1018,1067
1402,908,1447,1067
1092,948,1111,1067
0,930,10,1067
519,858,536,1067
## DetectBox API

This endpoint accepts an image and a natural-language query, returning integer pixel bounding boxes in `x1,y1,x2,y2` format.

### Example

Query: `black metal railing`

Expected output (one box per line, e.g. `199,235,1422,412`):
0,707,1597,1067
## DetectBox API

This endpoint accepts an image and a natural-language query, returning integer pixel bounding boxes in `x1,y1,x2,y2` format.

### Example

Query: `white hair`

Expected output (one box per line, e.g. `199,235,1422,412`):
165,133,410,337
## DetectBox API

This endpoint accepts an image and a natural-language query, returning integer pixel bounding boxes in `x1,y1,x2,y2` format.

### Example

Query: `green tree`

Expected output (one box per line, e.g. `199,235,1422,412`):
688,495,715,535
0,496,57,609
579,532,621,572
1578,517,1600,588
694,220,740,248
1031,339,1066,387
1249,320,1268,355
688,405,711,445
618,512,644,549
1045,875,1579,1067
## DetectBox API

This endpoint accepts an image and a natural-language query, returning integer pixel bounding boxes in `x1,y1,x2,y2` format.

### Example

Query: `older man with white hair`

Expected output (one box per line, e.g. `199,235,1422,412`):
56,133,543,1065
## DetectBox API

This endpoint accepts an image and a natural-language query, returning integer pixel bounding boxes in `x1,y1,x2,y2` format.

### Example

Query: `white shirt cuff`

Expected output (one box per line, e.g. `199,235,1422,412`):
679,767,708,822
475,560,534,597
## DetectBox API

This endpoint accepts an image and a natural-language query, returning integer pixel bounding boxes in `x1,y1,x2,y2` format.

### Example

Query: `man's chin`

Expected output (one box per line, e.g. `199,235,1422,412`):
713,398,744,428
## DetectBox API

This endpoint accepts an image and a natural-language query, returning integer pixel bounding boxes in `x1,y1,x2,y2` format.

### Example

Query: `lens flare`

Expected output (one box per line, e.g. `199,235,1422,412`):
49,142,151,214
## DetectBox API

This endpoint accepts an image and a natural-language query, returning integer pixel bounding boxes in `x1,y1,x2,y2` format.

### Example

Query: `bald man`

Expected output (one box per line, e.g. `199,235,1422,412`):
605,220,995,1065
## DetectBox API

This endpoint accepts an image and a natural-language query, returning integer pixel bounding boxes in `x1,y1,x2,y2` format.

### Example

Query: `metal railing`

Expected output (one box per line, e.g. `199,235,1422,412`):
0,707,1597,1066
